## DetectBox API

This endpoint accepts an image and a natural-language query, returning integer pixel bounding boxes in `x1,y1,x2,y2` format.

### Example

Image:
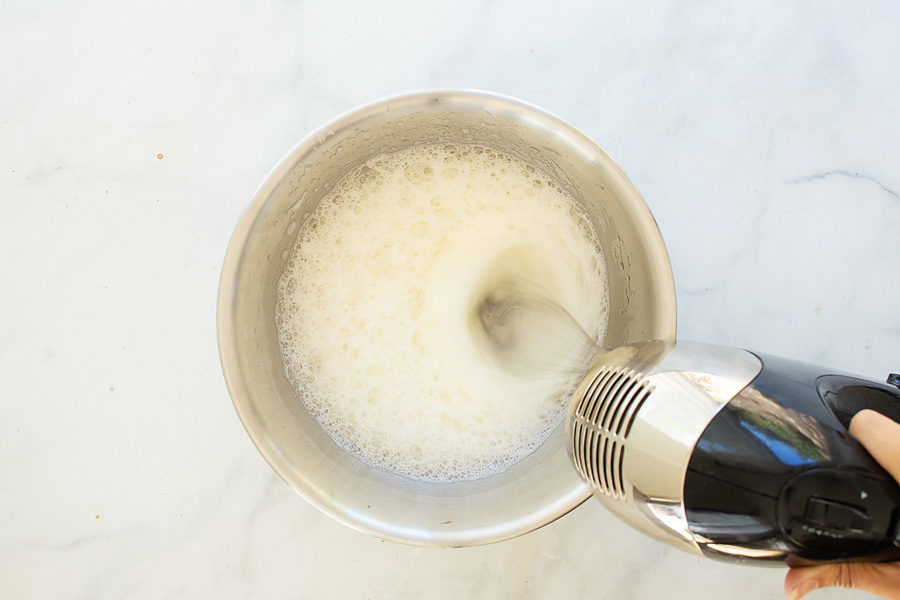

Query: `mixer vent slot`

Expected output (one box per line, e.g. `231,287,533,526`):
571,366,653,500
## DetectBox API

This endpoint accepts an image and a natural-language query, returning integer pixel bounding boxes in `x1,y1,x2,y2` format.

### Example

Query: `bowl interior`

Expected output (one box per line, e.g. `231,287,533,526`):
217,91,676,546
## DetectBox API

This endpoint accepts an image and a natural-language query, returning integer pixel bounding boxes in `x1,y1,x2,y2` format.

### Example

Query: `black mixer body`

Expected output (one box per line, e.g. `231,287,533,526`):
567,341,900,565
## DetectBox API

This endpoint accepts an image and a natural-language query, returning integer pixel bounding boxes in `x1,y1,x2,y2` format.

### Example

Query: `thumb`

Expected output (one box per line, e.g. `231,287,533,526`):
785,562,900,599
849,409,900,484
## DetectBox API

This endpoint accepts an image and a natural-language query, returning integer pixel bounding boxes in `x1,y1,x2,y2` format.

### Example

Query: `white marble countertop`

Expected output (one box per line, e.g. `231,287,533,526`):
3,1,899,598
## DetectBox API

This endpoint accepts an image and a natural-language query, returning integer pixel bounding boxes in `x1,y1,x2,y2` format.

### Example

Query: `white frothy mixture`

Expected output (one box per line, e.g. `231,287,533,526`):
276,144,609,482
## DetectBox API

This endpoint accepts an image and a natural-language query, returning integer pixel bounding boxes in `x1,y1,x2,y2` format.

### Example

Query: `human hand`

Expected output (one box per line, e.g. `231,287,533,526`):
784,409,900,599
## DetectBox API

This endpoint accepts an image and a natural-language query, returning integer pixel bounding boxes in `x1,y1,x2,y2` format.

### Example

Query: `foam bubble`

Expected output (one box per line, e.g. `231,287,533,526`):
276,144,609,482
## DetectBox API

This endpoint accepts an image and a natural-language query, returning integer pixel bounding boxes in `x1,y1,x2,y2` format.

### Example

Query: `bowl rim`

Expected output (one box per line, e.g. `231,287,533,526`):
216,88,677,546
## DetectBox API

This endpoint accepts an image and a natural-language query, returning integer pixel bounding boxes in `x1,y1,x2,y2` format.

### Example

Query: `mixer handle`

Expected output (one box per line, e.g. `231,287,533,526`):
817,372,900,429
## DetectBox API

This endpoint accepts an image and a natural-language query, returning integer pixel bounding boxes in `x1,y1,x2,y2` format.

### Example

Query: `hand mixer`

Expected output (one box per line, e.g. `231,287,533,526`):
477,285,900,565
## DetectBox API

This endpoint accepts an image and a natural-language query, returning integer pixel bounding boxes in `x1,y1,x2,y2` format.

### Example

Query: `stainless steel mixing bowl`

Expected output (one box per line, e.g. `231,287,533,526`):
217,90,676,546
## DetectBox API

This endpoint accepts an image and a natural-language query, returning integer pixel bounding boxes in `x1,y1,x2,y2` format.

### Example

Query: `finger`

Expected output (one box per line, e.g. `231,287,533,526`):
850,409,900,483
785,562,900,600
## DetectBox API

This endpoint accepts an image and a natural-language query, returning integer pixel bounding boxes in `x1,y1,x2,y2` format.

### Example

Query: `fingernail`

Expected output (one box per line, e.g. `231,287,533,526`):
789,580,819,600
